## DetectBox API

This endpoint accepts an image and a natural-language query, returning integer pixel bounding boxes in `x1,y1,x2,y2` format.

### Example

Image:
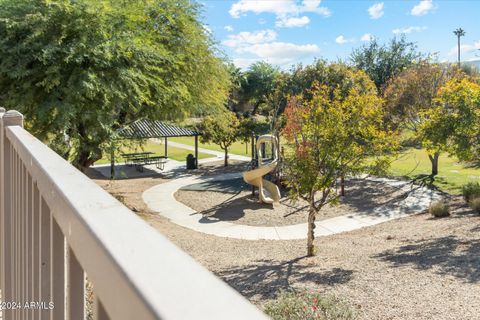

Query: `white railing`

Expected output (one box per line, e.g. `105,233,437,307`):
0,109,268,320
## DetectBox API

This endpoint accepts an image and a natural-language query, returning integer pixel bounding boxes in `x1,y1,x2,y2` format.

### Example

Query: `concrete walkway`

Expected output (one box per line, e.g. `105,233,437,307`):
143,173,442,240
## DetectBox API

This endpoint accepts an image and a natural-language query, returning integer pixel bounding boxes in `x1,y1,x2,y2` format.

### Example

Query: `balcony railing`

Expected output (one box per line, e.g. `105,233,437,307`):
0,109,267,319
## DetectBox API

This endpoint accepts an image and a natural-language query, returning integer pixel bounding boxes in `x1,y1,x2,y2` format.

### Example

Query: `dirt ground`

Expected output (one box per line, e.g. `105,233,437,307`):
175,179,406,226
89,163,480,320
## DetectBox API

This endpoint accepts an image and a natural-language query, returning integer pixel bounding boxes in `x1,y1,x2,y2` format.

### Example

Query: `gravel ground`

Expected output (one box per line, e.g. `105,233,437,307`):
89,165,480,320
174,179,406,226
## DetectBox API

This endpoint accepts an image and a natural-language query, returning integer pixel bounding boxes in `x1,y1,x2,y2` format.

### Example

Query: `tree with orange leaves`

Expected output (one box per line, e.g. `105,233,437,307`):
282,76,397,256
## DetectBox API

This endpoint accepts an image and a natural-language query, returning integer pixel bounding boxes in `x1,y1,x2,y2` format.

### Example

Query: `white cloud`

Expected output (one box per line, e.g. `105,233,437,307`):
411,0,434,16
233,57,263,68
276,16,310,28
335,35,354,45
236,42,320,65
223,30,277,47
392,26,427,34
229,0,331,17
224,25,234,32
301,0,331,16
229,0,296,18
335,36,347,44
368,2,384,19
449,41,480,56
361,33,373,41
229,0,330,28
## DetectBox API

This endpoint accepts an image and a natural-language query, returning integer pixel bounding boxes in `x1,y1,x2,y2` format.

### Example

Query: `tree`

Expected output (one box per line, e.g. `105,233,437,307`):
420,78,480,163
241,62,280,115
282,73,397,256
0,0,230,170
226,63,247,112
384,61,464,175
198,112,240,166
453,28,466,66
350,36,422,93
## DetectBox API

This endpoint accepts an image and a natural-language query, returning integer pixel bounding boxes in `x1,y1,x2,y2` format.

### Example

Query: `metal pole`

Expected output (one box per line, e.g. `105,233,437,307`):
458,36,461,66
251,132,255,197
194,135,198,169
110,145,115,180
164,137,168,157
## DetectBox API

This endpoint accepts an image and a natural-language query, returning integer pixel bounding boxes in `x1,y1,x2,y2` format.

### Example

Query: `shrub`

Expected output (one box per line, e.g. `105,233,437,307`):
470,197,480,214
429,201,450,217
264,290,355,320
461,182,480,203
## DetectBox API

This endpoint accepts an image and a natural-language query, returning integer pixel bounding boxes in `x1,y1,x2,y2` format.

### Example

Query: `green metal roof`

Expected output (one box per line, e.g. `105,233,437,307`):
118,119,200,138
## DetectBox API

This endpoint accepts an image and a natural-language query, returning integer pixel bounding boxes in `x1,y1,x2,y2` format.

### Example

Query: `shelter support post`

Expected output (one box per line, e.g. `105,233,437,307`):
194,135,198,169
251,132,256,197
110,147,115,180
164,137,168,157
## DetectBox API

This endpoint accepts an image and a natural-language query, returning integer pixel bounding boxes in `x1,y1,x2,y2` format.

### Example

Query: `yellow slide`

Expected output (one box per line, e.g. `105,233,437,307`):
243,135,281,204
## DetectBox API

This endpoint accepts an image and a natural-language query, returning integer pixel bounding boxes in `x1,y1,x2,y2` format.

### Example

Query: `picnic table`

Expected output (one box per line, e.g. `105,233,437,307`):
122,152,153,166
122,152,167,171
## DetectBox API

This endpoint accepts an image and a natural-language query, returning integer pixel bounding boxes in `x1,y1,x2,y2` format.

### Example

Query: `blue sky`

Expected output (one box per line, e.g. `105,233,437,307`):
199,0,480,69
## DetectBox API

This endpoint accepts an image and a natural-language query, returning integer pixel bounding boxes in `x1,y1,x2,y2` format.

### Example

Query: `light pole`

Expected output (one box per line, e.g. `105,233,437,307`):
453,28,466,66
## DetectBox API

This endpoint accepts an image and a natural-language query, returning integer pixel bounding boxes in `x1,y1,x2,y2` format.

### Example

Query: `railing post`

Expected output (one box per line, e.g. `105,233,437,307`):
67,248,85,320
0,107,5,320
39,198,51,320
51,219,65,319
0,110,24,320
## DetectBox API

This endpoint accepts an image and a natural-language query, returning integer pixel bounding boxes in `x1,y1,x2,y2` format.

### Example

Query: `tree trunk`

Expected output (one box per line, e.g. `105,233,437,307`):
74,122,100,172
251,101,262,116
306,207,317,257
224,148,228,167
245,141,248,154
73,147,96,172
428,152,439,176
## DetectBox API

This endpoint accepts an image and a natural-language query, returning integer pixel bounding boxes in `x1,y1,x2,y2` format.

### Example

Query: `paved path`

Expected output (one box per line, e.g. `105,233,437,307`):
143,174,442,240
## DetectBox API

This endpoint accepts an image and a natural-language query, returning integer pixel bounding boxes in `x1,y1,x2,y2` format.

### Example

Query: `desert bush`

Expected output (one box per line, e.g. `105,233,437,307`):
470,196,480,213
429,201,450,217
462,182,480,203
264,290,355,320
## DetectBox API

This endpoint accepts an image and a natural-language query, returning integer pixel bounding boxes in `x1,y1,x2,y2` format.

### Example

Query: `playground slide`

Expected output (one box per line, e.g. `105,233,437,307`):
243,135,281,204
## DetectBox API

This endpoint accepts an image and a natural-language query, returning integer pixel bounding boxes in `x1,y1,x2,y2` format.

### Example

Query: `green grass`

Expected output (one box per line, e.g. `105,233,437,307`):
169,136,254,157
389,147,480,194
95,140,214,164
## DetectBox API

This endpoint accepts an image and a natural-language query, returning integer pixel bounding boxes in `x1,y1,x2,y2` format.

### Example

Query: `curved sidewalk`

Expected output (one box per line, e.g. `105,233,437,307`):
143,174,442,240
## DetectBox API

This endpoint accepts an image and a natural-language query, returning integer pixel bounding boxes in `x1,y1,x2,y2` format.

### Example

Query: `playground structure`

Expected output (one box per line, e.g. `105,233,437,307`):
243,134,281,204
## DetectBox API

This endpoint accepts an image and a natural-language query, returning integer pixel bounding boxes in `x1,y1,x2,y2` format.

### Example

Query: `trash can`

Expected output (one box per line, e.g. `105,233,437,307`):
186,153,196,169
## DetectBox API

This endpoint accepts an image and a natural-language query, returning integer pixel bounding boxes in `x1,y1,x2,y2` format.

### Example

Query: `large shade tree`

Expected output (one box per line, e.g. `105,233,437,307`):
0,0,230,170
282,65,397,256
277,60,377,116
420,78,480,163
226,63,247,112
241,61,280,115
384,61,464,175
350,36,422,93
